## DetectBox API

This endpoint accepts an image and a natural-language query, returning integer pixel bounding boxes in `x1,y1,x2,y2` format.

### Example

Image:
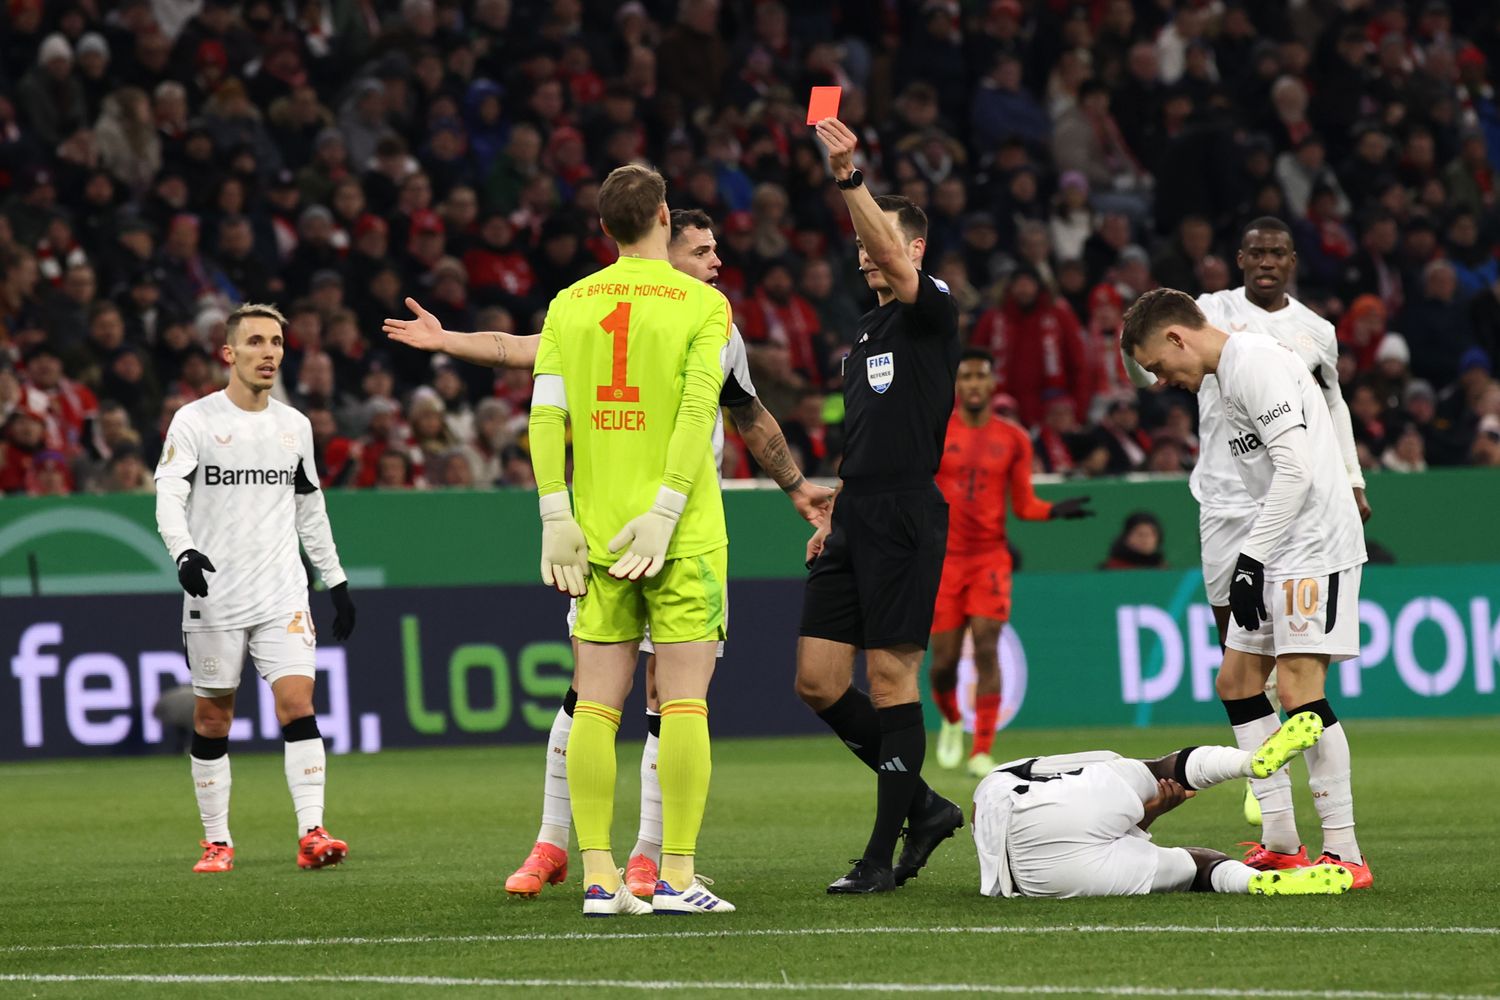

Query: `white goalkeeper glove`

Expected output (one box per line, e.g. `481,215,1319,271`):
608,486,688,581
539,492,589,597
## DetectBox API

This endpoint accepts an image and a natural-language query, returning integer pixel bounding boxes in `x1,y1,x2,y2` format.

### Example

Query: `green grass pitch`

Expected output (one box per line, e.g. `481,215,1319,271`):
1,717,1496,999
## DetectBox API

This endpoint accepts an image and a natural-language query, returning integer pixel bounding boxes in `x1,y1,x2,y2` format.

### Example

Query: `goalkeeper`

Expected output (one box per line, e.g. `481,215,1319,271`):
529,164,733,917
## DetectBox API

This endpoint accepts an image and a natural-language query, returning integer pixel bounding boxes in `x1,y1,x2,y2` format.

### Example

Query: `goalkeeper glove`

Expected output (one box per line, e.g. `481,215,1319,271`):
539,492,589,597
329,582,357,640
176,549,215,597
1228,553,1267,631
1048,496,1094,520
608,486,688,581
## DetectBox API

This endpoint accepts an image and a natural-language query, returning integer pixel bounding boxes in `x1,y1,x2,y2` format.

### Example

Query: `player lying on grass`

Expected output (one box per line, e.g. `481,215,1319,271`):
386,210,830,901
973,712,1354,898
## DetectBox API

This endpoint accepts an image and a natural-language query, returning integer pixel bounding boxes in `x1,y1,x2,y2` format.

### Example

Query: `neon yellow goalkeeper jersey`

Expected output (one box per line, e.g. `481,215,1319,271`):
532,256,731,564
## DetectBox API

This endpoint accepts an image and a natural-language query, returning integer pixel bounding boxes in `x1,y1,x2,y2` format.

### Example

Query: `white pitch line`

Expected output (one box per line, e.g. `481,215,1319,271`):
0,974,1495,1000
4,923,1496,954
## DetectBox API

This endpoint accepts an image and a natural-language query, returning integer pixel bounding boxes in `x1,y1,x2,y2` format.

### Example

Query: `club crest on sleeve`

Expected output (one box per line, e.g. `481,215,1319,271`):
867,351,894,394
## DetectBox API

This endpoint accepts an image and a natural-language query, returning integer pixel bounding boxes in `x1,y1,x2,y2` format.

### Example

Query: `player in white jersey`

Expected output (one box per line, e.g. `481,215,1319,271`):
154,303,357,873
972,713,1353,898
385,209,831,897
1123,218,1369,833
1123,289,1373,890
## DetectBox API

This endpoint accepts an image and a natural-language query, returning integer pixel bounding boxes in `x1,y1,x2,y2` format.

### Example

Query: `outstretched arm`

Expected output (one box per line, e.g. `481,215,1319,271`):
728,397,833,525
384,296,540,370
815,117,921,303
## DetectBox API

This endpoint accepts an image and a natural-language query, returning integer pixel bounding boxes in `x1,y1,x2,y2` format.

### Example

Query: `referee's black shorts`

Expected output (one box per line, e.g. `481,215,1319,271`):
799,479,949,650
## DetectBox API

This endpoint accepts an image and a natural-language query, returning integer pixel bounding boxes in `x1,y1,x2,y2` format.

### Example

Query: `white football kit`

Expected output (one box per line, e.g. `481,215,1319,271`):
155,392,347,696
974,753,1199,898
1190,289,1363,606
564,325,755,655
1215,334,1367,660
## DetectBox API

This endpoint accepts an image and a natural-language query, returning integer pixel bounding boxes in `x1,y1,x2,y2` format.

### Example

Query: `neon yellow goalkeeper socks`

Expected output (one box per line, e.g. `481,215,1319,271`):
567,701,621,866
658,698,711,886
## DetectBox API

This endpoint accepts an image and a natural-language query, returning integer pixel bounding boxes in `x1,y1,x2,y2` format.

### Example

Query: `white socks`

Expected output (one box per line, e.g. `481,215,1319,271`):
284,736,326,834
1210,859,1256,894
1232,712,1300,853
632,717,663,864
1304,720,1361,861
191,754,232,845
1181,745,1253,789
533,701,665,861
537,704,573,850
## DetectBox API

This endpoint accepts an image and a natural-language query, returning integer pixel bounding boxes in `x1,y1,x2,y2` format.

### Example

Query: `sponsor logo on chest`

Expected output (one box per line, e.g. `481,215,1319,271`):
203,465,298,486
866,351,894,394
1228,432,1263,457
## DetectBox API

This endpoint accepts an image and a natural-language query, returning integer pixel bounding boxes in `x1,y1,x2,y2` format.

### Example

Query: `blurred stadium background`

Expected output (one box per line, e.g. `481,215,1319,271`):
2,0,1498,757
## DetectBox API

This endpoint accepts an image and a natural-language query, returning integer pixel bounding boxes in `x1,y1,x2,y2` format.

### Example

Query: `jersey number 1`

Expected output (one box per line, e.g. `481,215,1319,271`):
596,301,640,402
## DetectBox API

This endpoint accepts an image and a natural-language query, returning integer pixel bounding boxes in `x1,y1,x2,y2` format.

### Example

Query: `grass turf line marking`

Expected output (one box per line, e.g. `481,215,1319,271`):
6,923,1498,954
0,974,1496,999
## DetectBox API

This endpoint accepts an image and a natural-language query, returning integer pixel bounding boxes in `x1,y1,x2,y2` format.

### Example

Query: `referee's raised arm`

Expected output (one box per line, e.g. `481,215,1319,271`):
814,117,921,305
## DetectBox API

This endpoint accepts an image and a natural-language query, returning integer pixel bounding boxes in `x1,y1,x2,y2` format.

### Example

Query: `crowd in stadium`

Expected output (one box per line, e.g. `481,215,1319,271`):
3,0,1500,497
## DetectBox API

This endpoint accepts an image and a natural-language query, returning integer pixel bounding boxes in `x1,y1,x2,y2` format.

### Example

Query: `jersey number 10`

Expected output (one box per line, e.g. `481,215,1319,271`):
596,301,640,403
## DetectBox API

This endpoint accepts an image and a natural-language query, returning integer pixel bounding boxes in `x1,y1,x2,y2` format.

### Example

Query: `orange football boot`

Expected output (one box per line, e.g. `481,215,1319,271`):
1316,852,1373,889
193,840,234,873
505,841,568,898
1240,842,1310,871
624,854,659,897
297,827,349,869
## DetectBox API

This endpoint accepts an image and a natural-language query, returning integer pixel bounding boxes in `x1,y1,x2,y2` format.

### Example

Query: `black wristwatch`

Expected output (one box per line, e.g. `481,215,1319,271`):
836,169,864,190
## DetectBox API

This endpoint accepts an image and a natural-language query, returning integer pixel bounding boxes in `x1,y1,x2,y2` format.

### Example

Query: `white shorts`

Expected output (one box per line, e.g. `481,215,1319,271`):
1199,505,1259,606
1226,564,1363,662
1001,758,1196,898
184,609,317,697
565,596,726,658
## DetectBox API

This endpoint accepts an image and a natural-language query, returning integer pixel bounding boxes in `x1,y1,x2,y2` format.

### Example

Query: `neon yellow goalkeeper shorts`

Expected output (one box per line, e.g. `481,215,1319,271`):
574,547,728,645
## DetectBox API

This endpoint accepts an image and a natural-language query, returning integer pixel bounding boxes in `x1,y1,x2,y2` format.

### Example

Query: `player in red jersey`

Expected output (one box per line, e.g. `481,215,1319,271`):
931,349,1093,776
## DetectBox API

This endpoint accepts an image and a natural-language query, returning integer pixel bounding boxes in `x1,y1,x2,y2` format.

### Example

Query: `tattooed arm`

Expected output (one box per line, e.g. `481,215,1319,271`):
728,397,834,525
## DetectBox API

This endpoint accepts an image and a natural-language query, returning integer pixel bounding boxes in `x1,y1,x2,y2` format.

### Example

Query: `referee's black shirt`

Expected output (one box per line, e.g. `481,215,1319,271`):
839,270,961,487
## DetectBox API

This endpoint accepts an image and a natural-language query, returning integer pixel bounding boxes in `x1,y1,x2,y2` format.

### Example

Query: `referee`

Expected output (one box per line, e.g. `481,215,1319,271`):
796,116,964,894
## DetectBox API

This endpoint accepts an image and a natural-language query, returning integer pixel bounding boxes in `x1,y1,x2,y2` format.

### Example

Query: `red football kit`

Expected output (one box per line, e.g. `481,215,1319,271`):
932,412,1052,634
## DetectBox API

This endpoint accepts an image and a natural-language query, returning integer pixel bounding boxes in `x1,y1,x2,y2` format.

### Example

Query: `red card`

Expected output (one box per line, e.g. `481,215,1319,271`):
806,86,842,125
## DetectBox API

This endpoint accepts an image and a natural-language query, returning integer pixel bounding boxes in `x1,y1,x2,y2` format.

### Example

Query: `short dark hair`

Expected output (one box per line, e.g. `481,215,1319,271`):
960,347,994,367
873,194,928,243
670,208,714,243
1242,216,1292,244
1120,288,1208,356
225,302,287,344
598,163,666,245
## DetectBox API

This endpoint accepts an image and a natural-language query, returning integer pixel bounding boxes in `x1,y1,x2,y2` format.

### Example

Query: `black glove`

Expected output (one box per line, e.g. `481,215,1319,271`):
1228,554,1267,631
330,582,357,641
176,549,215,598
1049,496,1094,520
